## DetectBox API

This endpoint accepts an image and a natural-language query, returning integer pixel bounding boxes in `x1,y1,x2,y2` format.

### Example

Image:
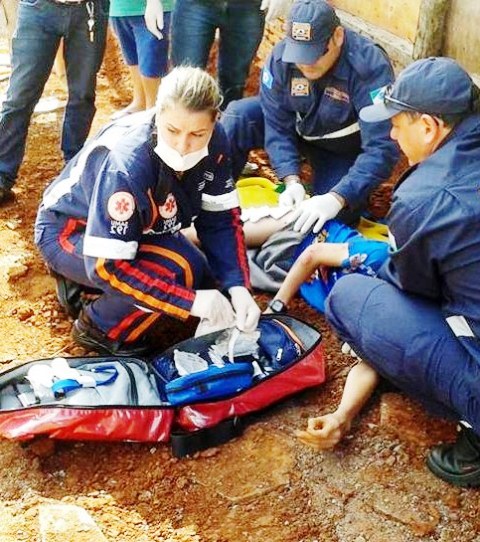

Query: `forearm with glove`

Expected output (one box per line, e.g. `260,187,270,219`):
291,192,344,234
278,175,306,207
145,0,164,39
191,287,260,336
229,286,261,332
191,289,236,337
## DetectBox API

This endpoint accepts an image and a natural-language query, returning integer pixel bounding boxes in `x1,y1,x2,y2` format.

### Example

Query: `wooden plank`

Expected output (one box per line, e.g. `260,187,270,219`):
0,0,18,44
330,0,421,42
336,9,413,71
412,0,450,59
443,0,480,75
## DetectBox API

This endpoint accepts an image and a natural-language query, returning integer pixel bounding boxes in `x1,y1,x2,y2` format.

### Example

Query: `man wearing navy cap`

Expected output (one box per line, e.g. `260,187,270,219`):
222,0,399,232
310,57,480,487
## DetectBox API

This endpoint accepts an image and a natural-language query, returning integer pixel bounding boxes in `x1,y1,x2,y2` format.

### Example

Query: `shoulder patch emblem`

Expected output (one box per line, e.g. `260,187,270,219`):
291,77,310,97
159,192,178,219
370,85,388,104
107,191,135,222
262,67,274,89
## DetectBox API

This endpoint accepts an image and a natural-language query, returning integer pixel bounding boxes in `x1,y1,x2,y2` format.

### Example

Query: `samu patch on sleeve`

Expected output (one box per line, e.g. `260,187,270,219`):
107,191,135,221
262,66,274,89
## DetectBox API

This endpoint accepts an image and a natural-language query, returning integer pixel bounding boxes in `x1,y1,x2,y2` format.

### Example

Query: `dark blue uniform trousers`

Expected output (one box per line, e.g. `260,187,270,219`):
221,96,357,195
38,228,211,343
325,274,480,434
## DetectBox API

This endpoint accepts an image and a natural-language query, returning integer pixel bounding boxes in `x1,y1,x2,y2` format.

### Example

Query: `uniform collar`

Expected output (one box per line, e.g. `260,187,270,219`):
446,113,480,142
393,113,480,193
422,113,480,159
329,29,351,82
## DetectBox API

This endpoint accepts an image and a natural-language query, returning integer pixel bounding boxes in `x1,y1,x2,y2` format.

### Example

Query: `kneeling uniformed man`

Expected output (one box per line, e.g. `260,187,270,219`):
222,0,399,232
321,57,480,488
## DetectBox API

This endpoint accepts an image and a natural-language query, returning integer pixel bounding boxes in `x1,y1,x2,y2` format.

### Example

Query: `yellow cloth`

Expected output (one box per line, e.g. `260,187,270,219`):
357,216,390,243
236,177,279,208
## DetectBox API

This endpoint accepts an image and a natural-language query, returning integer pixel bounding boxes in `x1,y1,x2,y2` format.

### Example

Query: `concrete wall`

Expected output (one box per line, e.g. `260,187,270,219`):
444,0,480,76
330,0,421,43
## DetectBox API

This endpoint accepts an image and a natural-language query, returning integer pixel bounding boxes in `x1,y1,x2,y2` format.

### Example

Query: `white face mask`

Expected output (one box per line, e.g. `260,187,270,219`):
154,131,209,171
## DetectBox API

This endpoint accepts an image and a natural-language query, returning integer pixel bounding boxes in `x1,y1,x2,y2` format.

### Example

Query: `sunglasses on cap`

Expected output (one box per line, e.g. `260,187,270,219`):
380,84,420,113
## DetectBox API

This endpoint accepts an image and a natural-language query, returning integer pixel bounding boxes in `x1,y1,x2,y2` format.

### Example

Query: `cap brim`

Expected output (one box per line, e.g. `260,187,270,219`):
359,102,400,123
282,39,325,65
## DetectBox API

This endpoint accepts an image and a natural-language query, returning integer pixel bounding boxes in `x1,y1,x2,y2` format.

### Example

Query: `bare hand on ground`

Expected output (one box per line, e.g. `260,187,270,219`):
296,412,351,450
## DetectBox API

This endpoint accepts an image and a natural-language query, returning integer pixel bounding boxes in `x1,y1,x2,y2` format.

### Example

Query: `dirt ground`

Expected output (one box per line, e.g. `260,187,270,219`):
0,36,480,542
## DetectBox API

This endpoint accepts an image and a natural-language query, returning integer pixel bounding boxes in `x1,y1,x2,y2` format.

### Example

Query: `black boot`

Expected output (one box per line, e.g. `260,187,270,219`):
54,274,84,318
0,186,13,204
427,424,480,487
72,311,152,357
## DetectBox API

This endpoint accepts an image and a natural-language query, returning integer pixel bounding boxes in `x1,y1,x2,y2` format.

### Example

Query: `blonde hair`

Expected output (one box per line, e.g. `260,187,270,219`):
156,66,223,119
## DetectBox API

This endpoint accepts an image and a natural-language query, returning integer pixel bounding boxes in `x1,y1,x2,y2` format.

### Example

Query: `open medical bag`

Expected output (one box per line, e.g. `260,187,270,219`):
0,315,324,454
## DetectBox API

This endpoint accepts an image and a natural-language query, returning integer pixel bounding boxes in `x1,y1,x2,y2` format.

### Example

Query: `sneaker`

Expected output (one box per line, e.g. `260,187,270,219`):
54,274,84,318
0,186,13,204
72,312,152,357
426,424,480,487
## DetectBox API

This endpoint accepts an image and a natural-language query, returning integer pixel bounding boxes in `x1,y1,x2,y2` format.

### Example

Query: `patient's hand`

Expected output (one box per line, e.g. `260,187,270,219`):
295,412,351,450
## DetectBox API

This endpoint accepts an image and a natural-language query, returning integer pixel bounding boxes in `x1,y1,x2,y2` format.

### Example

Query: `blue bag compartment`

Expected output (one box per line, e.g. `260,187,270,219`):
151,315,313,406
256,318,305,370
164,363,254,406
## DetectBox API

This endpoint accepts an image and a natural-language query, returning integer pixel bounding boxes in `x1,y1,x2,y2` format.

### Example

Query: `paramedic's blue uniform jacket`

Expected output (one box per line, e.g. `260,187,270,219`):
383,114,480,341
326,114,480,432
35,111,250,341
222,29,399,208
262,31,397,206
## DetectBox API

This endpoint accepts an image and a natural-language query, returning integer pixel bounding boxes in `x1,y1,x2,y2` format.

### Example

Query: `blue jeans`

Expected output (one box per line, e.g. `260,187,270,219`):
326,274,480,433
171,0,265,107
0,0,108,189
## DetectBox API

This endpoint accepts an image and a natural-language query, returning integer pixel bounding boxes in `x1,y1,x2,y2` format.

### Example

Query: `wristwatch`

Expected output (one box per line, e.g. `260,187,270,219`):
267,299,287,313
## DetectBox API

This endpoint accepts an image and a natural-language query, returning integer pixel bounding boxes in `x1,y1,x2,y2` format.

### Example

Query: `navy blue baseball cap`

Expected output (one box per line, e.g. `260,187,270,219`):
282,0,340,65
360,57,475,122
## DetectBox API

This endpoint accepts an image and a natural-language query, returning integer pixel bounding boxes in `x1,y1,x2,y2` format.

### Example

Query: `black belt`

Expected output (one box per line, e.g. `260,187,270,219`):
44,0,97,42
